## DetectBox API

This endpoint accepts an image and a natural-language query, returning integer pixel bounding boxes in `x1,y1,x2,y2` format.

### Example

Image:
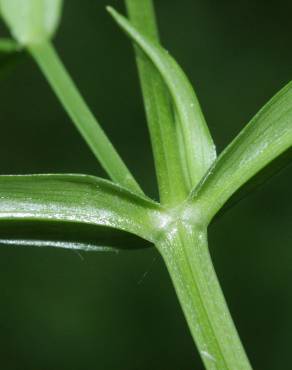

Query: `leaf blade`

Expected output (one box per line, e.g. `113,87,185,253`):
214,147,292,220
0,174,163,251
108,7,216,190
192,81,292,222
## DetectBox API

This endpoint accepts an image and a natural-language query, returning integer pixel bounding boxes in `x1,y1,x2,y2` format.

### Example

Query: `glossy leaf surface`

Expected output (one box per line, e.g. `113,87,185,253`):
0,174,163,251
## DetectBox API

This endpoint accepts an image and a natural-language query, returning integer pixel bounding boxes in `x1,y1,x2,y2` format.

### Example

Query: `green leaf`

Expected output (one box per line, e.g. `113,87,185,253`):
125,0,188,205
215,147,292,220
192,81,292,222
0,174,163,251
0,0,63,45
107,7,216,191
29,41,143,195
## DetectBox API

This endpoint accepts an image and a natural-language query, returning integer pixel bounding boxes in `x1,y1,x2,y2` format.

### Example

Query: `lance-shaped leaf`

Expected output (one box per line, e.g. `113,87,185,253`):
0,0,63,45
191,81,292,223
0,174,163,251
108,7,216,190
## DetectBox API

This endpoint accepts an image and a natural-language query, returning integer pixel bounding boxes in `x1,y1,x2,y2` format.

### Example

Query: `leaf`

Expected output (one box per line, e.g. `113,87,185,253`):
124,0,188,205
215,147,292,219
192,81,292,222
0,174,163,251
0,0,63,45
107,7,216,190
29,41,143,196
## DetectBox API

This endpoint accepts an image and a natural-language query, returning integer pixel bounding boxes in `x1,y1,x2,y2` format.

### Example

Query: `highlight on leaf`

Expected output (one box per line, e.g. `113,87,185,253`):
0,174,164,251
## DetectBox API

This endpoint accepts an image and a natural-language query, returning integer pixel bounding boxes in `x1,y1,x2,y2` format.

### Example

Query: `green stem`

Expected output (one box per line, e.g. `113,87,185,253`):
124,0,188,205
157,222,252,370
29,41,143,195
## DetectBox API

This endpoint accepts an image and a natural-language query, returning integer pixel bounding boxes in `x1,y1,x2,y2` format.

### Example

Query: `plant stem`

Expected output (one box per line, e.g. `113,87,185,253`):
157,222,252,369
29,41,143,195
124,0,188,205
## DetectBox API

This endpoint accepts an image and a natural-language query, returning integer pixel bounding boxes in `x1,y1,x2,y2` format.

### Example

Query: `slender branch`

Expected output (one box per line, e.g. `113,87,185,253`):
29,41,143,195
157,222,252,370
124,0,187,205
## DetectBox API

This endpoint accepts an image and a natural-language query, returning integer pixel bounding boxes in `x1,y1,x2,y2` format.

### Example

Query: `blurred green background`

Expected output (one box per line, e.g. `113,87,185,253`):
0,0,291,369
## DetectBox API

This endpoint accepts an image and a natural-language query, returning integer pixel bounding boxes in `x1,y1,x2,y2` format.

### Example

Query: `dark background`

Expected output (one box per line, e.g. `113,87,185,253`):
0,0,291,369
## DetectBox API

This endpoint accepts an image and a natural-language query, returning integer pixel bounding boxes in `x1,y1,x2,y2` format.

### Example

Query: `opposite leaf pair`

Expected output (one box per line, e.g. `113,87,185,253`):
0,3,290,253
0,2,291,369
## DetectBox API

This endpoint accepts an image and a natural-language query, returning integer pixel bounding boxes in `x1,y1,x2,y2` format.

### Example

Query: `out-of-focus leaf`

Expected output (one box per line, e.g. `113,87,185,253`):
0,174,163,251
108,7,216,190
192,81,292,222
0,0,63,45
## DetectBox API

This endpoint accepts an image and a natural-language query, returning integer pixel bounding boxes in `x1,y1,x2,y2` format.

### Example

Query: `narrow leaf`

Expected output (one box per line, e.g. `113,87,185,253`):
125,0,187,205
29,41,143,195
0,174,163,251
108,7,216,190
192,81,292,222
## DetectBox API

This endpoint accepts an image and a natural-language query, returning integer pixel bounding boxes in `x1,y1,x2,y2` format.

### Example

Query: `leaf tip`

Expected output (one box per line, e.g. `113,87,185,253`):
105,6,115,15
106,6,122,23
